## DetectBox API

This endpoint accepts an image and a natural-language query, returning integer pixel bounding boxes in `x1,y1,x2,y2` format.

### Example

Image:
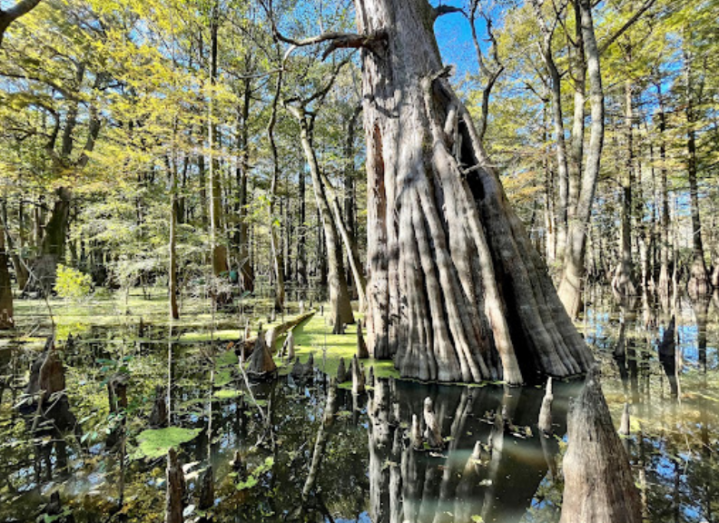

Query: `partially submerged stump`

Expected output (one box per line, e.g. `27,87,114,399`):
246,328,277,381
106,373,128,448
336,357,348,383
356,320,369,359
538,378,553,436
422,397,443,449
149,386,169,429
559,367,642,523
198,465,214,516
410,414,423,449
352,355,365,394
291,354,314,379
165,448,186,523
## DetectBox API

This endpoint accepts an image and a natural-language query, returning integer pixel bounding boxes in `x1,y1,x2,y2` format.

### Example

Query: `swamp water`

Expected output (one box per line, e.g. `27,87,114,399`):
0,291,718,522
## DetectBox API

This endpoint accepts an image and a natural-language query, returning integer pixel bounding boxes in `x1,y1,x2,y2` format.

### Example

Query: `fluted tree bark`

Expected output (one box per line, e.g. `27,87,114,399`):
353,0,592,384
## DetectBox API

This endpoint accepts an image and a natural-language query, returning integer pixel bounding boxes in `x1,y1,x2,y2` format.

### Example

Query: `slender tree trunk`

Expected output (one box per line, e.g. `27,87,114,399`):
208,2,229,286
236,76,254,292
344,105,362,293
530,0,569,260
169,132,180,320
267,69,285,312
0,212,13,329
558,0,605,319
2,200,27,291
684,40,710,296
320,170,367,312
296,171,307,286
612,79,637,297
656,84,671,298
355,0,591,383
568,3,585,221
543,102,556,265
544,43,569,261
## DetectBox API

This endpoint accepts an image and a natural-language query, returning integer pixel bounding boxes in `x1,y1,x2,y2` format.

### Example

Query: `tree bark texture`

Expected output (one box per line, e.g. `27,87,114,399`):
559,368,642,523
356,0,592,384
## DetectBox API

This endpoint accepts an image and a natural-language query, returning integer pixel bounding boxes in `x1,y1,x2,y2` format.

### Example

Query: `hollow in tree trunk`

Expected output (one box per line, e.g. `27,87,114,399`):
356,0,592,384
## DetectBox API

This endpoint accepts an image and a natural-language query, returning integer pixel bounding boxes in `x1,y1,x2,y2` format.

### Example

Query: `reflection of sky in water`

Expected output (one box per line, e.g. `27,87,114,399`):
1,295,718,522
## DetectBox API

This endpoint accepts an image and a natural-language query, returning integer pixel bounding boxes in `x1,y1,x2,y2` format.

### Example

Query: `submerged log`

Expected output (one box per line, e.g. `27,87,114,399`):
149,386,169,429
357,320,369,359
246,327,277,380
422,397,443,449
235,312,313,356
165,448,186,523
559,367,642,523
538,378,553,435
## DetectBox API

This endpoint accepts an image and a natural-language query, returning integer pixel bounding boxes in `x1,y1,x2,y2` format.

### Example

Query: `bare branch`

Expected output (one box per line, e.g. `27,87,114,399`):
433,5,464,20
0,0,42,46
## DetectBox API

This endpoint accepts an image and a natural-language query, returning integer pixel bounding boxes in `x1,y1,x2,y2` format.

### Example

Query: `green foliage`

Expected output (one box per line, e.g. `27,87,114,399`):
135,427,201,459
235,457,275,491
54,265,92,300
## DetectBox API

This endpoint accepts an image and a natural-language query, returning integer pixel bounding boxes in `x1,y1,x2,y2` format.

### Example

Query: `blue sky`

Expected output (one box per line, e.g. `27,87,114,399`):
433,1,480,80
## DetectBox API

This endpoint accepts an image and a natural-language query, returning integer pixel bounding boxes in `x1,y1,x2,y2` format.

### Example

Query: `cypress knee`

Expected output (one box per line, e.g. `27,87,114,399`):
357,320,369,359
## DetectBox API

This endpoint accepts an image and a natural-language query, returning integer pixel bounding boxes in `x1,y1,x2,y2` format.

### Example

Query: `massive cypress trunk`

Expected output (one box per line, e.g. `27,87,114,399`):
355,0,592,384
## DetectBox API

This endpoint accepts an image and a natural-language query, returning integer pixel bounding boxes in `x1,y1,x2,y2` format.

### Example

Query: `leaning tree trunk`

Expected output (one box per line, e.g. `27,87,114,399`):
355,0,592,384
289,108,355,331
